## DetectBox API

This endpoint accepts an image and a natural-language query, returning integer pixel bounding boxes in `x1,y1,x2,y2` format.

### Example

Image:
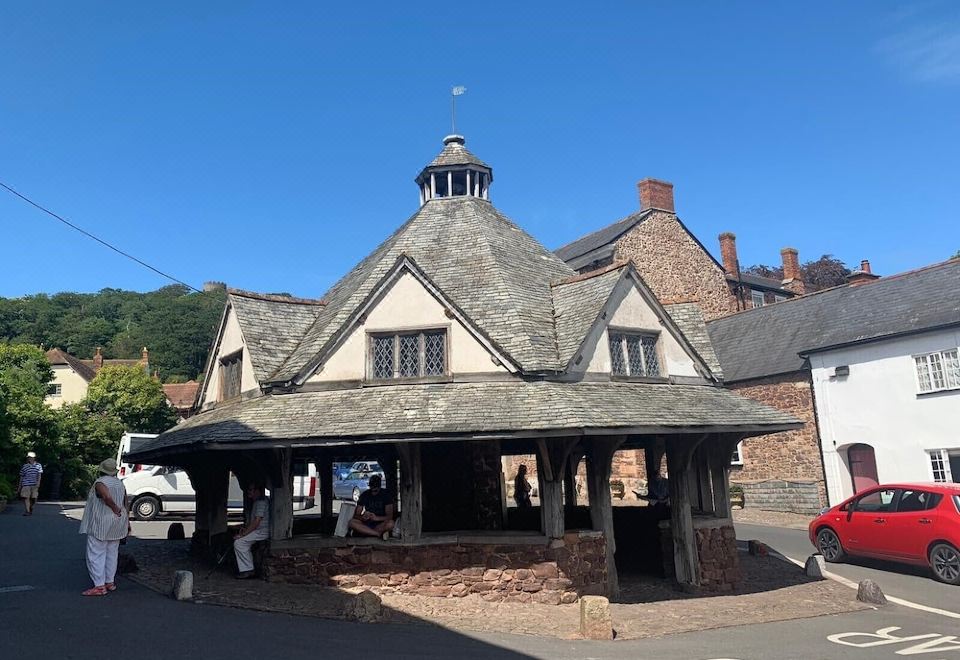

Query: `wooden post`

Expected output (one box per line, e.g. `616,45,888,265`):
397,442,422,541
535,438,577,540
269,448,294,540
207,463,230,538
644,442,665,485
666,435,707,588
564,450,583,508
711,436,738,519
320,451,334,523
695,446,715,515
586,436,625,599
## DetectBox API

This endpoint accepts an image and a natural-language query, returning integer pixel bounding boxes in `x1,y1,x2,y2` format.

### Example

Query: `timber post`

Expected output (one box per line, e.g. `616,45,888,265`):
269,448,294,540
710,435,740,519
319,450,334,523
564,449,584,508
397,442,422,541
586,435,625,599
535,437,578,540
666,434,708,589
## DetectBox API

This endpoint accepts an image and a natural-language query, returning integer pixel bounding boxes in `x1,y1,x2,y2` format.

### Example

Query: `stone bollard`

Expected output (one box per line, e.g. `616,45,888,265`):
748,540,768,557
804,554,826,578
172,570,194,601
579,595,614,640
345,590,383,622
167,523,185,540
856,579,886,605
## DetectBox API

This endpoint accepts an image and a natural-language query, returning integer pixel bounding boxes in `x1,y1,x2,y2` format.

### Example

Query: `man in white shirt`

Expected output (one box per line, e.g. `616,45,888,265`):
234,483,270,579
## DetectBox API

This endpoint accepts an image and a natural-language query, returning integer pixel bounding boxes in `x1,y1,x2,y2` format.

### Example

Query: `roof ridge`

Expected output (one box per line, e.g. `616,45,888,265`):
554,209,653,258
551,259,629,287
227,288,326,306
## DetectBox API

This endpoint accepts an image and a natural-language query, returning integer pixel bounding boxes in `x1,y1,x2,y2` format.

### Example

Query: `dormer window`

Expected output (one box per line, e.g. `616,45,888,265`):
369,329,448,381
220,350,243,400
609,331,661,377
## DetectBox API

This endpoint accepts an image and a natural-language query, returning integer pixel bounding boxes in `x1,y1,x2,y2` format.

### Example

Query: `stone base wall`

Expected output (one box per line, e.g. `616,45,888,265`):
736,479,822,515
265,531,607,605
696,525,741,592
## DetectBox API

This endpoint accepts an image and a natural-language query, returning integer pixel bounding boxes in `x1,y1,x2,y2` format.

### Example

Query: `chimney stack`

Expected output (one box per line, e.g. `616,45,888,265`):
93,347,103,370
637,178,675,213
718,232,739,274
780,247,806,295
847,259,880,287
140,347,150,372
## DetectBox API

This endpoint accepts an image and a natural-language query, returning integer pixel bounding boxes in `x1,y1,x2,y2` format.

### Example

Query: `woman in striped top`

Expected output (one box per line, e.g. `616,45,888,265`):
79,458,130,597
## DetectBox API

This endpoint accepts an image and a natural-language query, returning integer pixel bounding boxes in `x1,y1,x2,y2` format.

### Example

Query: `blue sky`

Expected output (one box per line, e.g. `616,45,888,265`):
2,1,959,298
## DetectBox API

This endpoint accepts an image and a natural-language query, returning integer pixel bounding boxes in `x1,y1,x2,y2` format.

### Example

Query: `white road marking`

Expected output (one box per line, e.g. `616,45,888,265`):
773,551,960,621
827,626,960,655
0,585,35,593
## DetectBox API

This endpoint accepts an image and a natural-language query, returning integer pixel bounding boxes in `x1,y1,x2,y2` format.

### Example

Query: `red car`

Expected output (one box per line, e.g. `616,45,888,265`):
809,482,960,585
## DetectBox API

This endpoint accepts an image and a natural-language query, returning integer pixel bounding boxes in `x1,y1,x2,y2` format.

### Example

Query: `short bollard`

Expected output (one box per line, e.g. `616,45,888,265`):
748,540,768,557
345,590,383,622
856,579,886,605
172,570,194,601
579,595,613,640
804,554,826,578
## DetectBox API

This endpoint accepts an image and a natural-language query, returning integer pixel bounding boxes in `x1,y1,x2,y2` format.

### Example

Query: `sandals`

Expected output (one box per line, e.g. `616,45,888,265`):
82,586,107,597
105,583,117,592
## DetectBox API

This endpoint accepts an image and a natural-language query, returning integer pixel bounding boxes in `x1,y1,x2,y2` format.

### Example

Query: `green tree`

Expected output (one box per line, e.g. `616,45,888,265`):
85,365,177,433
55,404,126,498
745,255,851,291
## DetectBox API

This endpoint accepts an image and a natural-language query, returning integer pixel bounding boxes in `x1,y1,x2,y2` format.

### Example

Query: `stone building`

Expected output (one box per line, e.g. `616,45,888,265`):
127,135,798,601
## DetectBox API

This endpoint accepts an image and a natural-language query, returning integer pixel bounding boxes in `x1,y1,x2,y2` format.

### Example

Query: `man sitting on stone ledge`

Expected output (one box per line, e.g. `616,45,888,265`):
234,482,270,579
349,475,395,541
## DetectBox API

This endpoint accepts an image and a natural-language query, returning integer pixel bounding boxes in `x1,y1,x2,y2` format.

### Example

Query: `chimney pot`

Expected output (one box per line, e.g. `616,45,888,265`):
718,232,739,274
93,346,104,370
780,247,806,295
637,178,675,213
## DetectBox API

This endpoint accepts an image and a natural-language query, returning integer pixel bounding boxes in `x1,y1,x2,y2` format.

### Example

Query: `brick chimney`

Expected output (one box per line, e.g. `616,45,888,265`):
140,347,150,373
780,247,806,295
718,232,739,274
93,347,104,371
637,178,675,213
847,259,880,287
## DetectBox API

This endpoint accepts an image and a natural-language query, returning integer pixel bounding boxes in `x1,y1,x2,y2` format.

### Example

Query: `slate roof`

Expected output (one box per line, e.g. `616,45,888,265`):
45,348,97,381
726,272,793,295
125,381,801,461
707,259,960,382
271,196,576,381
551,265,625,368
665,303,723,379
227,289,325,382
163,381,200,409
554,210,652,263
424,135,490,169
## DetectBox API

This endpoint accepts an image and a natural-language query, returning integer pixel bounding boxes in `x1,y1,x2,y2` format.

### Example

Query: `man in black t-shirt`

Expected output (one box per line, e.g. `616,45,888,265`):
349,474,395,540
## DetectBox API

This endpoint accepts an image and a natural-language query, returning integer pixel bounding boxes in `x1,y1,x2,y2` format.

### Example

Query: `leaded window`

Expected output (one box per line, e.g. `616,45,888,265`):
220,351,242,400
369,330,447,380
609,332,661,377
915,349,960,393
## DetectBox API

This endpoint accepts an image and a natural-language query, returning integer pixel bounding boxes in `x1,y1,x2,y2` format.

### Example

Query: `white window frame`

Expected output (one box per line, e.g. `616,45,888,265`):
929,449,955,483
731,441,744,466
48,383,62,397
608,330,662,378
914,348,960,394
774,294,787,303
751,291,765,308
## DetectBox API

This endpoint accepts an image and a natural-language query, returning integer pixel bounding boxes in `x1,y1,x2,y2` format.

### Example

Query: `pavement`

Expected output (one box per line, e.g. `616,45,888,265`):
2,503,960,659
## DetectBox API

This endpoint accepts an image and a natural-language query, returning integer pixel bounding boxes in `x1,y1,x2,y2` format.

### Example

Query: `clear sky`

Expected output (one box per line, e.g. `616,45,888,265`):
2,1,958,298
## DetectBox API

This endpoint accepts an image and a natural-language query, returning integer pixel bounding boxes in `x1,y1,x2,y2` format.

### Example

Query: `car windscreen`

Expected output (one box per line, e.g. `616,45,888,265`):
127,436,154,454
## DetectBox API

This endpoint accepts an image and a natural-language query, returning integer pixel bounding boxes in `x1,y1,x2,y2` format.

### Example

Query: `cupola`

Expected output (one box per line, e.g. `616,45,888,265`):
415,135,493,206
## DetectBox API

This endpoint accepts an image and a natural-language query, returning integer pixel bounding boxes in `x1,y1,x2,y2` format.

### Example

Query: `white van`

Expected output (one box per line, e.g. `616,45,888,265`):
116,432,160,478
123,462,318,520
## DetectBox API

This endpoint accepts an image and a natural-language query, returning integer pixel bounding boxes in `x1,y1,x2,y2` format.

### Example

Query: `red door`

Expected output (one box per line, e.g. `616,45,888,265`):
848,444,879,494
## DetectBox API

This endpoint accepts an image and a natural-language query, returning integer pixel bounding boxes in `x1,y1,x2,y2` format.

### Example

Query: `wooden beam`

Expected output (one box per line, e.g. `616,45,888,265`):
564,450,584,508
695,445,715,515
666,435,708,588
535,437,578,539
710,436,740,519
269,448,294,540
397,442,422,541
586,435,625,599
319,450,333,523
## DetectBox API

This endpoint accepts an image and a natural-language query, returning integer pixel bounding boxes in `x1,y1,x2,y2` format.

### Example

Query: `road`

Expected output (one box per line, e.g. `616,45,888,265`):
736,522,960,615
3,504,960,659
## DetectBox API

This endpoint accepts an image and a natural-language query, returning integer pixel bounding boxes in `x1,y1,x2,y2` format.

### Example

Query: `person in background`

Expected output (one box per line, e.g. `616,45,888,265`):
349,474,395,540
234,482,270,579
79,458,130,596
15,451,43,516
514,464,532,508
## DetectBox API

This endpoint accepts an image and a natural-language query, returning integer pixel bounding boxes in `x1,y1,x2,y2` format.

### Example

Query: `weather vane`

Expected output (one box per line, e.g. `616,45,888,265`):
451,86,467,134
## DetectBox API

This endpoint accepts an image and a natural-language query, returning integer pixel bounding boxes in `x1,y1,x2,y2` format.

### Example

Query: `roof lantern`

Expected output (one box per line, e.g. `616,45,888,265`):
415,135,493,206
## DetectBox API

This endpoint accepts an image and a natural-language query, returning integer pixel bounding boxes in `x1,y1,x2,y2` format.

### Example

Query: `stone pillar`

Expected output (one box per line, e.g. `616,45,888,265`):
666,435,706,588
586,436,625,599
397,442,422,541
269,448,294,540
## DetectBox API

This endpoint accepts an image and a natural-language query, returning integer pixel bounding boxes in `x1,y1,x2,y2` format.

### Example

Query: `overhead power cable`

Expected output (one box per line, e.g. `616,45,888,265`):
0,180,203,293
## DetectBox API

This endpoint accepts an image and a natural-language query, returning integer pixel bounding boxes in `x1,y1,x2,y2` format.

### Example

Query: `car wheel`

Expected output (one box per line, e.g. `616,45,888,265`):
352,487,360,502
930,543,960,585
816,527,846,562
133,495,160,521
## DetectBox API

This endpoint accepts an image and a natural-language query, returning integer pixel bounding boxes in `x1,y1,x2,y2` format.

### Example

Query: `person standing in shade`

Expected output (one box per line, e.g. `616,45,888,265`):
234,482,270,579
79,458,130,596
514,464,532,508
15,451,43,516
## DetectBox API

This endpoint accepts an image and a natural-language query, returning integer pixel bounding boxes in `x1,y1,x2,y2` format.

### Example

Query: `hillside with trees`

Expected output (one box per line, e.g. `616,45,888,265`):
0,284,224,382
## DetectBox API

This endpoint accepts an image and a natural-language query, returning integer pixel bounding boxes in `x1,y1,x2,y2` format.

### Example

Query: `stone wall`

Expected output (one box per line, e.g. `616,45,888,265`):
740,480,822,515
613,211,738,321
658,522,742,592
728,371,826,507
265,531,607,605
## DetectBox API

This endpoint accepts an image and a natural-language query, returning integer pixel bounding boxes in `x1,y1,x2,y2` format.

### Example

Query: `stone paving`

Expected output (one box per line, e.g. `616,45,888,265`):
125,538,866,640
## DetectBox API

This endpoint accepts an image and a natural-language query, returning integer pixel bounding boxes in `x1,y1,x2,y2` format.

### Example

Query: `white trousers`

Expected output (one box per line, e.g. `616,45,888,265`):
233,527,270,573
86,536,120,587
